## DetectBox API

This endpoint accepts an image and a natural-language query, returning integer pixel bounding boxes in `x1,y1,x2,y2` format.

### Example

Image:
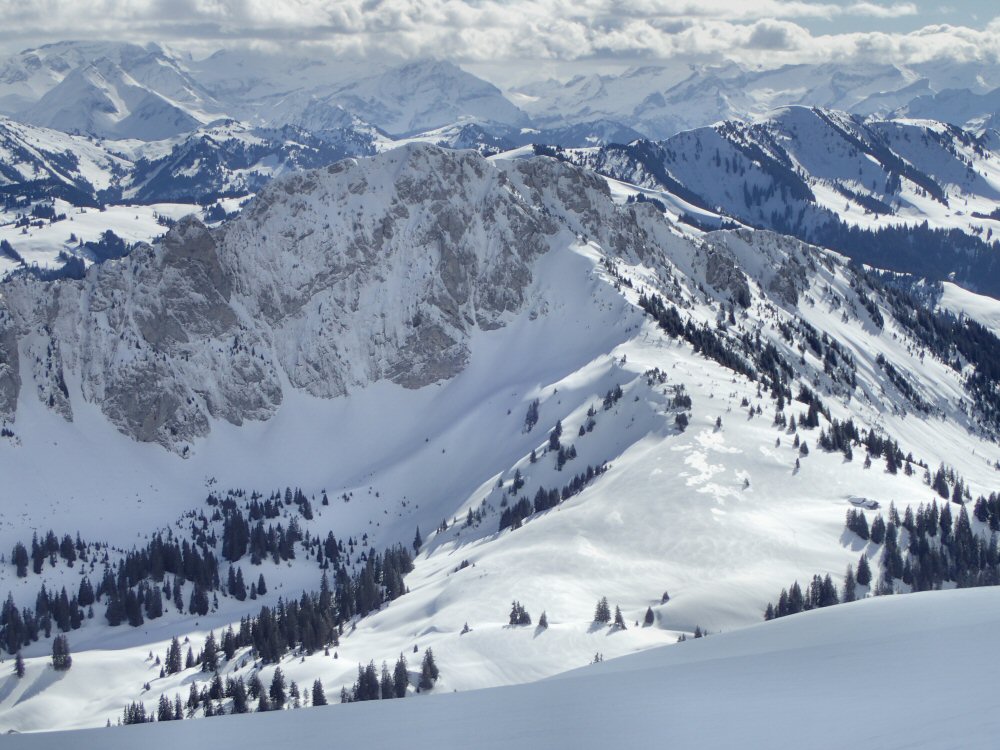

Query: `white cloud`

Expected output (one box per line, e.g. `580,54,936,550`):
0,0,993,71
846,2,918,19
746,20,811,50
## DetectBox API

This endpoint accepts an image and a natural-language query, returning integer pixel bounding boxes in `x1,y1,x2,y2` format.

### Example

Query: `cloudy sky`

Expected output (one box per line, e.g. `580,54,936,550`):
0,0,996,84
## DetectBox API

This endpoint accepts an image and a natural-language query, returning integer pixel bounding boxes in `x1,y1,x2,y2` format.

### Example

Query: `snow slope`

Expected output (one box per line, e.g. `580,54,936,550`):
4,587,999,748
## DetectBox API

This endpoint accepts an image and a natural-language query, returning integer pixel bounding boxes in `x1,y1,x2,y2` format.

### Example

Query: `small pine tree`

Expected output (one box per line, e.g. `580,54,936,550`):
165,636,183,674
312,679,327,706
14,651,25,678
419,649,438,690
157,694,173,722
509,600,531,626
393,654,408,698
593,597,611,624
538,611,548,629
856,553,872,587
51,634,72,671
201,631,218,672
269,667,286,709
843,564,857,603
644,607,654,626
613,606,626,630
379,662,394,700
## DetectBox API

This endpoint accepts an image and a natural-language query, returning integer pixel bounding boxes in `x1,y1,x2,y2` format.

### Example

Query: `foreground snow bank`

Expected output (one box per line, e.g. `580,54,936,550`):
7,586,999,749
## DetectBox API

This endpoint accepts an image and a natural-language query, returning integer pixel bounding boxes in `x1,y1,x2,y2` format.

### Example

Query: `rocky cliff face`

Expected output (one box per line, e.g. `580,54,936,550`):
0,144,646,451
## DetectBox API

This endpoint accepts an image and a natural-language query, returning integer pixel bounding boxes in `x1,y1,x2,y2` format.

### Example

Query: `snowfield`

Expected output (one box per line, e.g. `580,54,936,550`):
4,587,999,749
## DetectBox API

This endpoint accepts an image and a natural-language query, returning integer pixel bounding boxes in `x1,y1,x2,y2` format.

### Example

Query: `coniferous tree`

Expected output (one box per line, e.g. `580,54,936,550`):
157,694,173,722
201,631,218,672
613,605,626,629
419,648,438,690
538,611,548,629
393,654,408,698
11,542,28,578
353,661,380,701
843,564,857,603
231,678,249,714
593,597,611,624
208,673,224,701
14,651,25,678
508,601,531,626
269,667,286,709
413,527,422,553
165,636,183,674
380,662,394,699
644,606,655,626
172,578,184,613
549,420,563,451
51,634,71,671
122,701,148,725
247,673,263,700
856,553,872,587
870,515,886,545
312,679,328,706
524,399,540,432
222,627,237,662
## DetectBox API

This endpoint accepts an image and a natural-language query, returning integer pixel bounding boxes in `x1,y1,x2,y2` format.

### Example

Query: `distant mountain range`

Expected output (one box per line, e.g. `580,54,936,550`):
1,42,999,145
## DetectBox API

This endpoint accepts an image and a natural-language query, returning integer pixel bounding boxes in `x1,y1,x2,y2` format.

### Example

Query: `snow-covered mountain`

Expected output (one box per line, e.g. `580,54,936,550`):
514,60,1000,139
312,61,529,136
563,106,1000,294
120,121,378,203
22,60,206,141
0,115,130,202
8,42,1000,150
0,42,222,140
3,143,1000,736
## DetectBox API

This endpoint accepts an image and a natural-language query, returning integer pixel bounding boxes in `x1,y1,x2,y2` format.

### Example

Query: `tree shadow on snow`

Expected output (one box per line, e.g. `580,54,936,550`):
15,666,67,705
